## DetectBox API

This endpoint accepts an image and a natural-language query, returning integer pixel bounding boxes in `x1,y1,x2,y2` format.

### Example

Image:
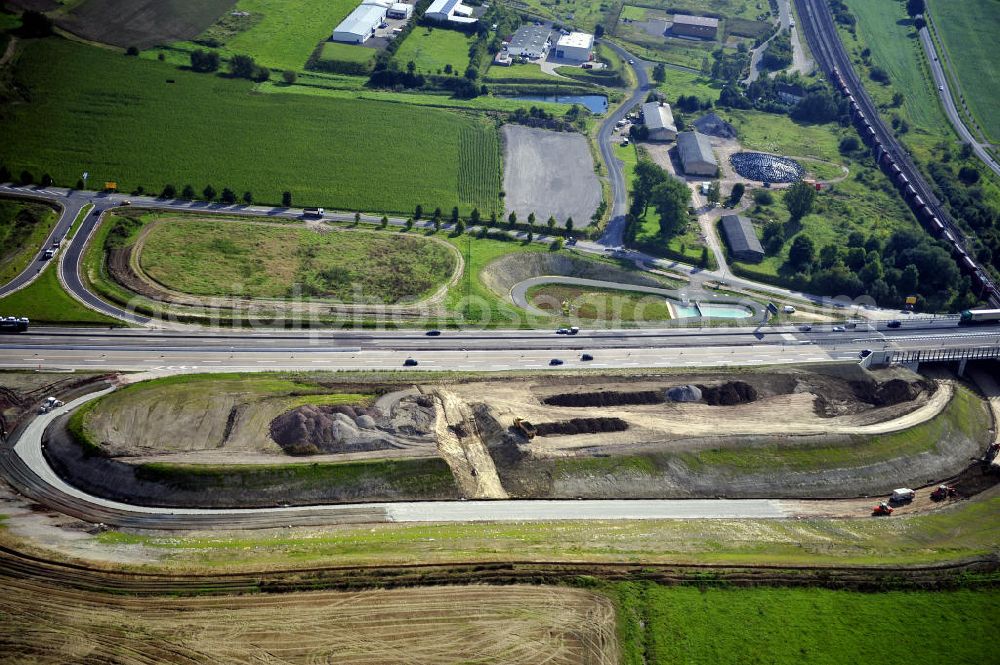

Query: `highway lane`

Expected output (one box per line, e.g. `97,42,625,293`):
0,190,82,298
5,389,790,529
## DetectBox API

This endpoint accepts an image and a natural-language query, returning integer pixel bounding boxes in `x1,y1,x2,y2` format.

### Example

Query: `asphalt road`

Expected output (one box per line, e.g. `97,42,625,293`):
0,193,83,298
918,25,1000,178
596,41,650,248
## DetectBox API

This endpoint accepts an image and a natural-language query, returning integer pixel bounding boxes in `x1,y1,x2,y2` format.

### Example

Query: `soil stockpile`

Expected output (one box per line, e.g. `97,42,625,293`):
851,378,934,407
665,385,702,402
697,381,758,406
269,405,390,455
542,390,665,408
534,417,629,437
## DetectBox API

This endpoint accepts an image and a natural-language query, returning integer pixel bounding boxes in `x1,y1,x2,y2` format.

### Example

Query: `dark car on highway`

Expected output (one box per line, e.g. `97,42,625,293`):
404,358,418,366
887,320,902,328
581,353,593,361
549,358,564,366
425,330,441,336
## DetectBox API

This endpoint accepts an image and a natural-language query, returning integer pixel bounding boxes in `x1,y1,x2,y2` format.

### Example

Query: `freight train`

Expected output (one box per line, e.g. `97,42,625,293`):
830,67,998,302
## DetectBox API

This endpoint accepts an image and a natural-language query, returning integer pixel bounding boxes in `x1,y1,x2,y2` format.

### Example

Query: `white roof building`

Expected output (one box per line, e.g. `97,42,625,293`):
426,0,477,24
332,1,388,44
386,2,412,18
554,31,594,61
642,101,677,141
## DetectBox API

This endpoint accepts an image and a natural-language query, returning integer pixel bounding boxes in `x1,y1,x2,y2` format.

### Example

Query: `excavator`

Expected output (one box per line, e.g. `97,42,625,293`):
930,485,958,501
513,417,537,440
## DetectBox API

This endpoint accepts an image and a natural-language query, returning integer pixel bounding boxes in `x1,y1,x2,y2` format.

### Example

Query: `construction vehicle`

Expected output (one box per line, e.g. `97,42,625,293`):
872,502,893,516
984,442,1000,464
513,417,537,440
890,488,915,504
930,485,957,501
38,396,64,414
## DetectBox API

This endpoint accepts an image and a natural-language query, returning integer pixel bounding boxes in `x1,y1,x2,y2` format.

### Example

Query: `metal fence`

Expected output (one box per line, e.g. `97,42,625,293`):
890,346,1000,365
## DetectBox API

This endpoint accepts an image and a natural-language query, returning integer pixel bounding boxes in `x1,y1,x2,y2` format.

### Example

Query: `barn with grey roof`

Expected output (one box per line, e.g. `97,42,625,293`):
676,131,717,176
720,214,764,263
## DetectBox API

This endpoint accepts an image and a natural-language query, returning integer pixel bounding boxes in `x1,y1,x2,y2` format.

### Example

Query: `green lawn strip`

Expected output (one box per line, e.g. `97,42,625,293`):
318,41,378,66
0,198,58,286
67,203,94,239
525,283,673,321
657,67,722,104
138,219,458,303
2,38,500,216
556,383,986,477
484,63,570,83
926,0,1000,143
613,584,1000,665
393,26,475,75
94,488,1000,568
634,212,714,268
0,258,119,325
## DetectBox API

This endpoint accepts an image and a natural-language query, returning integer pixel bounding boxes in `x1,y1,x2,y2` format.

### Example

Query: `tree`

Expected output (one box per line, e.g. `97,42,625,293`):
707,180,721,205
404,218,413,231
182,185,196,199
464,66,478,80
433,207,442,221
407,60,416,74
451,206,460,224
899,263,920,295
75,178,84,190
527,212,536,226
470,208,480,226
282,70,297,85
161,184,177,198
508,211,517,227
414,204,423,220
221,188,236,204
19,170,33,186
19,10,52,37
892,92,904,107
453,219,465,235
566,217,574,232
546,215,556,230
649,177,690,237
839,136,860,154
914,17,926,30
652,62,666,83
526,230,533,243
0,165,11,183
253,66,270,82
282,191,292,207
728,182,745,207
243,191,253,204
791,90,840,123
229,54,257,79
190,49,220,73
594,24,605,39
762,221,785,254
784,181,817,220
381,215,389,229
433,217,441,232
753,189,773,206
488,211,497,227
906,0,925,18
125,46,139,56
700,247,709,267
958,166,980,185
788,234,816,270
203,184,217,200
40,173,53,187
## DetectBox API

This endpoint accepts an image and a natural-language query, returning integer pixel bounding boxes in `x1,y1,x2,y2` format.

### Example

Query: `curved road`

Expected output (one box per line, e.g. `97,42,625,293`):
0,191,80,299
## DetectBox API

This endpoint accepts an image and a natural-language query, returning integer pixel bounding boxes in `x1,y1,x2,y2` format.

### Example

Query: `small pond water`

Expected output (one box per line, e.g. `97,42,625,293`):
504,94,608,114
671,302,753,319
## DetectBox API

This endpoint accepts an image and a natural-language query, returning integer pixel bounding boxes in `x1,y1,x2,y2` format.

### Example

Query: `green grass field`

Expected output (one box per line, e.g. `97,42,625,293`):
0,259,119,325
318,41,378,67
615,585,999,665
526,284,673,321
658,67,721,104
483,63,568,83
2,38,501,215
0,199,58,286
138,218,458,302
717,110,845,162
927,0,1000,142
840,0,952,158
190,0,360,70
394,27,475,75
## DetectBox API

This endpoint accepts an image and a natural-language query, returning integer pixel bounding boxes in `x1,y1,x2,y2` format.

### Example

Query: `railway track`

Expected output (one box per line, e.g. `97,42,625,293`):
795,0,1000,307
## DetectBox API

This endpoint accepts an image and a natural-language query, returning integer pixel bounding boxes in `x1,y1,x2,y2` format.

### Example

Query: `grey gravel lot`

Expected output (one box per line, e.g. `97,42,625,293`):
502,125,602,228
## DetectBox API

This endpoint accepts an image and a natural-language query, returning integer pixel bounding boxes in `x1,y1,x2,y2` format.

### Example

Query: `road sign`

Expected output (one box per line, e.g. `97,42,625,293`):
104,182,117,191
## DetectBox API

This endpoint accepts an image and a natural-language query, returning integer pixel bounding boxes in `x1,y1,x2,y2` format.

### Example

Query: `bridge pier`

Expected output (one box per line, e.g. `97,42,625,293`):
958,358,967,377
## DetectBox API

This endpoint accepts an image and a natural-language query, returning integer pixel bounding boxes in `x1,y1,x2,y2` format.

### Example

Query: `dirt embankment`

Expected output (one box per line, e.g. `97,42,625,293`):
429,388,507,499
480,252,667,299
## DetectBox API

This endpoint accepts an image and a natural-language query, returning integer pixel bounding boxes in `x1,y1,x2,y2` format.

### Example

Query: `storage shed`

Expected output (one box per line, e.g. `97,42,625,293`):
641,101,677,141
676,131,718,176
555,31,594,61
331,1,388,43
720,214,764,263
670,14,719,39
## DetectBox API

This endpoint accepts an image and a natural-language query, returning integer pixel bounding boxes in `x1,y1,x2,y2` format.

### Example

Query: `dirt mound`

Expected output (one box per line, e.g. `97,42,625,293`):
480,252,665,298
542,390,665,408
693,112,736,139
534,417,629,437
697,381,758,406
665,385,702,402
851,378,934,407
269,404,388,455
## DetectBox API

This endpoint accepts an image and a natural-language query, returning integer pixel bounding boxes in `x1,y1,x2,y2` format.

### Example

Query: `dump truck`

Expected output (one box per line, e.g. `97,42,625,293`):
38,396,64,414
513,417,537,440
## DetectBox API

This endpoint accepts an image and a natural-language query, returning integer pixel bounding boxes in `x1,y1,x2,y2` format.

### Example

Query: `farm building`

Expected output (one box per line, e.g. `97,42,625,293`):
676,131,718,176
720,214,764,263
332,0,389,43
669,14,719,39
554,31,594,61
386,2,412,19
425,0,477,24
641,101,677,141
507,23,553,59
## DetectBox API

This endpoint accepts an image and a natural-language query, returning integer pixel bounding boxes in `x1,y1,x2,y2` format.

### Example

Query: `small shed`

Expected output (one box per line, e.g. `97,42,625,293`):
720,214,764,263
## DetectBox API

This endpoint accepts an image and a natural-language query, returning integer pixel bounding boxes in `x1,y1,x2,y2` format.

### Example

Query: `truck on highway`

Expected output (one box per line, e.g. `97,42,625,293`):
959,308,1000,324
0,316,29,333
303,207,325,218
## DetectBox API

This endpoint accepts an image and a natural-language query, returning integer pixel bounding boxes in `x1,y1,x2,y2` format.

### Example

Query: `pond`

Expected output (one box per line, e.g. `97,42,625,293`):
504,94,608,114
671,302,754,319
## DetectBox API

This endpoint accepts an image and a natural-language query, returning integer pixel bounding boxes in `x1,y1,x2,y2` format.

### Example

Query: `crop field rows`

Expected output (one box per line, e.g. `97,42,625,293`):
458,121,503,214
